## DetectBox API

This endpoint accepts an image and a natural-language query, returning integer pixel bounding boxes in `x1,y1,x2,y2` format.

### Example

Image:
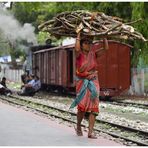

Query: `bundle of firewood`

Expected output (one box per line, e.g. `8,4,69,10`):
38,10,147,41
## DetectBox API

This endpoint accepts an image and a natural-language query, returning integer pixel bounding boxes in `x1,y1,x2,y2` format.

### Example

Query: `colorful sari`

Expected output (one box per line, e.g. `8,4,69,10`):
70,46,100,115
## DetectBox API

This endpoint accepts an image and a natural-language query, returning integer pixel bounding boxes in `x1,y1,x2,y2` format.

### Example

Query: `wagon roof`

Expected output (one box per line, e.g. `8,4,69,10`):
94,40,133,48
32,40,133,54
33,44,74,54
30,44,56,52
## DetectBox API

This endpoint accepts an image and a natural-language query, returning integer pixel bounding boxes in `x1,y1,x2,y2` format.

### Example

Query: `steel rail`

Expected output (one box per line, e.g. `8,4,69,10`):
0,95,148,146
9,95,148,136
35,92,148,109
108,99,148,109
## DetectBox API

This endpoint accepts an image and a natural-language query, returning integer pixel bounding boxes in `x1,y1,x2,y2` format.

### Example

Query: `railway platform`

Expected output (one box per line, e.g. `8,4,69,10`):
0,101,122,146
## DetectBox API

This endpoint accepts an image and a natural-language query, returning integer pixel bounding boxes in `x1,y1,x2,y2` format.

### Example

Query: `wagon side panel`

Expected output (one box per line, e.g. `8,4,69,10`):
106,43,118,88
118,45,130,92
95,43,107,88
61,49,68,87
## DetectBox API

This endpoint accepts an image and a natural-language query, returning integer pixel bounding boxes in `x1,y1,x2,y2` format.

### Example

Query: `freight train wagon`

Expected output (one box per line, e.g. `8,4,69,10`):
31,40,131,97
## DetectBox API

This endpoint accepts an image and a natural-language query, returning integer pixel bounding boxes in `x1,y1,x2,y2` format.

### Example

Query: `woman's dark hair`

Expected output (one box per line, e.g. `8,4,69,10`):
80,36,93,47
80,39,86,47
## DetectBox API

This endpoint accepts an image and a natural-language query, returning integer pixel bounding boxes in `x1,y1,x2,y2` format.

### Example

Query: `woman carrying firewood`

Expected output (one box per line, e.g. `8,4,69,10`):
70,23,108,139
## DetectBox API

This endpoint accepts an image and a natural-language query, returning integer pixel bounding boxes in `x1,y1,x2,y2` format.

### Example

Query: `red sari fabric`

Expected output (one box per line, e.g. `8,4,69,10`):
76,46,100,114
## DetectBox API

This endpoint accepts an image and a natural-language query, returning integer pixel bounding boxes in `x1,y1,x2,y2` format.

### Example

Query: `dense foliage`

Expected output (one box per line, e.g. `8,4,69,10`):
0,2,147,67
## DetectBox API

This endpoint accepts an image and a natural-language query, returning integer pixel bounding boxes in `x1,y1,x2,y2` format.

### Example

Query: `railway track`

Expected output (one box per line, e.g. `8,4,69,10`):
106,99,148,110
0,95,148,146
36,91,148,110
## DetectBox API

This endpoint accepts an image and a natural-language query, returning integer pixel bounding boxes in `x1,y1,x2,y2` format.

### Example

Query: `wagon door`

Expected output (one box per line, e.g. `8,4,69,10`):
67,48,75,90
48,49,68,87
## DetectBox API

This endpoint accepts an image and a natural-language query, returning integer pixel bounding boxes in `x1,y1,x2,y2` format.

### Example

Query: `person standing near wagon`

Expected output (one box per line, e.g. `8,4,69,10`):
70,23,108,139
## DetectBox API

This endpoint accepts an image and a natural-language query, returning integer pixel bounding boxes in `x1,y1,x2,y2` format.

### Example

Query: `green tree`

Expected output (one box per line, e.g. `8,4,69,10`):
130,2,148,67
10,2,148,67
0,31,10,56
11,2,57,32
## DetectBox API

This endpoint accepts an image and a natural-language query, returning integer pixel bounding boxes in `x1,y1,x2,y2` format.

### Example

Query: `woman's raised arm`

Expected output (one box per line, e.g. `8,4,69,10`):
95,38,109,57
75,32,81,53
75,23,84,57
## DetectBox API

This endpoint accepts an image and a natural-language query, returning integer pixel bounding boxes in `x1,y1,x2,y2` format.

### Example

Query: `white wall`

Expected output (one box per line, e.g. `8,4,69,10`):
129,68,148,96
0,63,24,83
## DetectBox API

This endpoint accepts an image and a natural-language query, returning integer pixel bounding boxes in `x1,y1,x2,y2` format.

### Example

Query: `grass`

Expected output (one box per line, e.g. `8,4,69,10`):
7,81,22,91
